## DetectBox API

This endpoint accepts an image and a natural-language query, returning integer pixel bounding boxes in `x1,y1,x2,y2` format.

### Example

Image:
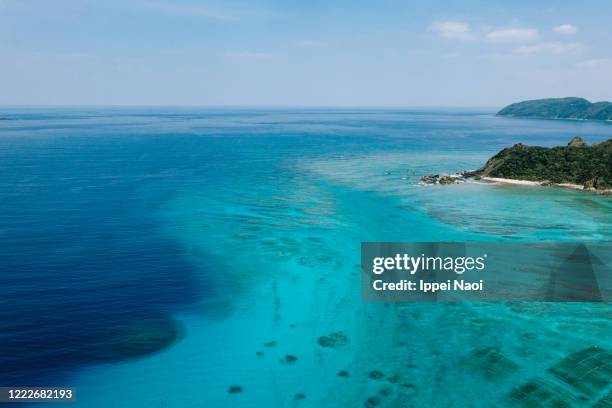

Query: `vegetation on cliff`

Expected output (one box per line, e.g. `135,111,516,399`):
476,137,612,190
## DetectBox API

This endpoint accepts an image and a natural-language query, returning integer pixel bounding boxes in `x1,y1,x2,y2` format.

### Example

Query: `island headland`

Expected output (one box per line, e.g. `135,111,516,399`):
497,97,612,121
421,137,612,193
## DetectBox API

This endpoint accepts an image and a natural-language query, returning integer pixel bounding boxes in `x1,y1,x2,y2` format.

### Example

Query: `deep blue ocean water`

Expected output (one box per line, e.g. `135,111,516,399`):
0,108,610,407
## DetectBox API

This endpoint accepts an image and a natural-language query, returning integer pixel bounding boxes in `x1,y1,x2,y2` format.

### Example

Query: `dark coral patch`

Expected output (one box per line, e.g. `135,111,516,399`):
365,396,380,407
90,316,184,363
317,332,349,349
228,385,243,394
369,370,384,380
387,374,401,383
280,355,298,364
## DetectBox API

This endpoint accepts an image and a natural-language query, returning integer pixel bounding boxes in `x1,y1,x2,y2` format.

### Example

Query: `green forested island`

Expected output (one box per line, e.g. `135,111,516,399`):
421,137,612,191
476,137,612,190
497,97,612,121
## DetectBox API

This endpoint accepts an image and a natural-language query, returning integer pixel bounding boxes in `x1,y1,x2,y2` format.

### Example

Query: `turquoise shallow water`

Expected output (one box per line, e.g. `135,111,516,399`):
0,108,610,407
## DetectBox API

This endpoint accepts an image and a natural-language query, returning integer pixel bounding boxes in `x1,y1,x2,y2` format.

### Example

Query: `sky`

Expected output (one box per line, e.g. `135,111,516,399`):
1,0,611,107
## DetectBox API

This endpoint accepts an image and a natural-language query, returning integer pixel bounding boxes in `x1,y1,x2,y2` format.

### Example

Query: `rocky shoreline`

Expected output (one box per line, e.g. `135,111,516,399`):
420,172,611,194
421,173,612,195
419,172,471,185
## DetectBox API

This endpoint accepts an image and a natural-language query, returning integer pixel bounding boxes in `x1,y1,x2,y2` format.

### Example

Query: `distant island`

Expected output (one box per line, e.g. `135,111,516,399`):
421,137,612,193
497,97,612,121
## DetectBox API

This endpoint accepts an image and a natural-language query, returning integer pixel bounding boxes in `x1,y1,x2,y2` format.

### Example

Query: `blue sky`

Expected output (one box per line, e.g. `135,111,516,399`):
1,0,611,106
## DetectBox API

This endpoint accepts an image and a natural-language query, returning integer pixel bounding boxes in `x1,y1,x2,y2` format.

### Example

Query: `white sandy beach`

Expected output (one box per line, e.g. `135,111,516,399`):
482,177,612,194
481,177,546,187
482,177,584,190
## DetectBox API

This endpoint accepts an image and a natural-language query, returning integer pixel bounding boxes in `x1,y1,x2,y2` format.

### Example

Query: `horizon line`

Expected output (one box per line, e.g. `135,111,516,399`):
0,104,502,110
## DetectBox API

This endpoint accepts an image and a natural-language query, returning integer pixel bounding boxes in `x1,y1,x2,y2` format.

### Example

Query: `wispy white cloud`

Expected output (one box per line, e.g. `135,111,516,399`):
429,21,473,40
485,28,538,43
553,24,578,34
444,51,462,59
513,42,581,55
296,39,325,47
225,51,272,59
575,58,612,68
138,0,241,21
